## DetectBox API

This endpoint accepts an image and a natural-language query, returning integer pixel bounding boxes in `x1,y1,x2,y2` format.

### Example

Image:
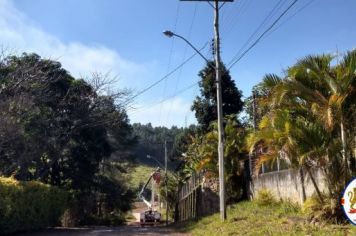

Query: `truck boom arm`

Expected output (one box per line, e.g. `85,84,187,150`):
138,167,160,208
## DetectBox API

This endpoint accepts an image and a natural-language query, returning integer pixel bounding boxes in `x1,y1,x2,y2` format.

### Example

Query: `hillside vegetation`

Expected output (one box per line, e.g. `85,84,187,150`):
129,165,157,191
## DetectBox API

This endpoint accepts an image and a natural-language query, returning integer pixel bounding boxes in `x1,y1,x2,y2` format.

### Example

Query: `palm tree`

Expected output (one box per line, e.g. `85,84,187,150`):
285,50,356,184
247,108,330,202
183,116,246,202
248,49,356,201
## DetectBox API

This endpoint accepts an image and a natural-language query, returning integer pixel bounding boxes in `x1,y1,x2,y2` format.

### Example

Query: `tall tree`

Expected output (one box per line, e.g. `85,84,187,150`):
191,61,243,130
0,53,136,224
184,116,247,202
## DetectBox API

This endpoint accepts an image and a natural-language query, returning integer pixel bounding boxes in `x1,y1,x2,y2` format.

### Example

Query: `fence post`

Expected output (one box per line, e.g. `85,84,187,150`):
277,157,280,172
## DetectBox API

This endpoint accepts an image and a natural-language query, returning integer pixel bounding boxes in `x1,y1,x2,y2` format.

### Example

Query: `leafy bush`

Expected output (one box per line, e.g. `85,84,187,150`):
254,189,300,214
302,194,343,224
0,177,68,235
255,188,277,206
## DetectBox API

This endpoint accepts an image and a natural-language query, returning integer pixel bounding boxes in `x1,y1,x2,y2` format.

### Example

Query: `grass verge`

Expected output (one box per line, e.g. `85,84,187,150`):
176,201,356,236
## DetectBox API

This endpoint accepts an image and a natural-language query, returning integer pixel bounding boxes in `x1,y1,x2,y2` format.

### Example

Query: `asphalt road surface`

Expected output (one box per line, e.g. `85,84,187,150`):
14,202,189,236
14,225,189,236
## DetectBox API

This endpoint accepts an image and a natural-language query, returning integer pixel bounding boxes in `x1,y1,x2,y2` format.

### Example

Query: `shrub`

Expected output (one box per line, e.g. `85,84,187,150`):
0,177,68,235
302,194,343,224
255,188,277,206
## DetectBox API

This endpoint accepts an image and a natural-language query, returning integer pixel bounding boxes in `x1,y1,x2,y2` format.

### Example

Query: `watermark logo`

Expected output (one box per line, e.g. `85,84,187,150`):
341,179,356,225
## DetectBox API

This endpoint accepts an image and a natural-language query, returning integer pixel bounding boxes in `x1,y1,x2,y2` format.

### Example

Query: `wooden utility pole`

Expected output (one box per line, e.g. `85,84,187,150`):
180,0,233,222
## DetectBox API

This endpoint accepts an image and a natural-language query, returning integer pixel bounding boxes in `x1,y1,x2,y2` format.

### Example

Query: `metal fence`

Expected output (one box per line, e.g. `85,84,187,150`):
177,172,202,221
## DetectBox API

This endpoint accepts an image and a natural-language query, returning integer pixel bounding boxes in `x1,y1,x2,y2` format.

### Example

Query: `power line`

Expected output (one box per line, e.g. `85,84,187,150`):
220,0,242,32
228,0,285,64
221,0,243,34
265,0,316,38
129,81,198,116
158,2,181,124
166,3,198,124
73,0,307,130
222,0,251,36
73,80,198,130
75,42,207,130
122,42,207,106
228,0,300,70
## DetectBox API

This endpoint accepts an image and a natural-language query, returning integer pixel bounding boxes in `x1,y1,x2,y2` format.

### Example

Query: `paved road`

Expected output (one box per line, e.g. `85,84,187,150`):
15,202,188,236
15,225,189,236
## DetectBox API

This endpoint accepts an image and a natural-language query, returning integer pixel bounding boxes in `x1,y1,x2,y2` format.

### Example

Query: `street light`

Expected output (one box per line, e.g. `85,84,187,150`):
147,155,165,169
163,30,210,64
163,30,226,220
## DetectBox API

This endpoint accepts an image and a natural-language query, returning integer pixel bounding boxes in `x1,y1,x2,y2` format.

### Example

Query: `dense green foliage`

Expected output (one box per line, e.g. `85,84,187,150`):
242,85,268,128
183,117,247,203
191,61,243,131
0,53,135,226
173,62,246,204
131,123,189,168
0,177,68,235
247,50,356,220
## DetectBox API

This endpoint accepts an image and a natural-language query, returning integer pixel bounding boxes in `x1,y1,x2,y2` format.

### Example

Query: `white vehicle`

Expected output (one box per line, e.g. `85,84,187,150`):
139,209,161,226
138,168,161,226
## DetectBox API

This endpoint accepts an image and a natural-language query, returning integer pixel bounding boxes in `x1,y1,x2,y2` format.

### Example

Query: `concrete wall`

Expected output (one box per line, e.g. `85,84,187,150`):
199,177,219,216
252,168,326,204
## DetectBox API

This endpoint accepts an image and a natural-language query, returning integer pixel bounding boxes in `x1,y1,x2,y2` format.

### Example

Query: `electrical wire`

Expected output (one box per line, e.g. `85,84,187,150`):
228,0,300,70
221,0,244,34
129,81,199,116
158,1,181,124
228,0,285,64
65,41,208,131
122,42,207,106
265,0,316,38
166,3,198,124
65,0,308,129
222,0,252,37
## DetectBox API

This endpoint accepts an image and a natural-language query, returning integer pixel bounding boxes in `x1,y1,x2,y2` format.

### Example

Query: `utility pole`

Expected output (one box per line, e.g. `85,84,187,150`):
165,140,168,225
180,0,232,222
213,0,226,221
151,178,155,209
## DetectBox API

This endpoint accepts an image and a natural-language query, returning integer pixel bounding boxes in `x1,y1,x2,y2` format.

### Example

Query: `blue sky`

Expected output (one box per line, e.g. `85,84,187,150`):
1,0,355,127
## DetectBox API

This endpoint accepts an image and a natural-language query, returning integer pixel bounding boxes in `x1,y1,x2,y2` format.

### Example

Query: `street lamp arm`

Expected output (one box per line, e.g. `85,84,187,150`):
147,155,165,169
163,30,211,65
